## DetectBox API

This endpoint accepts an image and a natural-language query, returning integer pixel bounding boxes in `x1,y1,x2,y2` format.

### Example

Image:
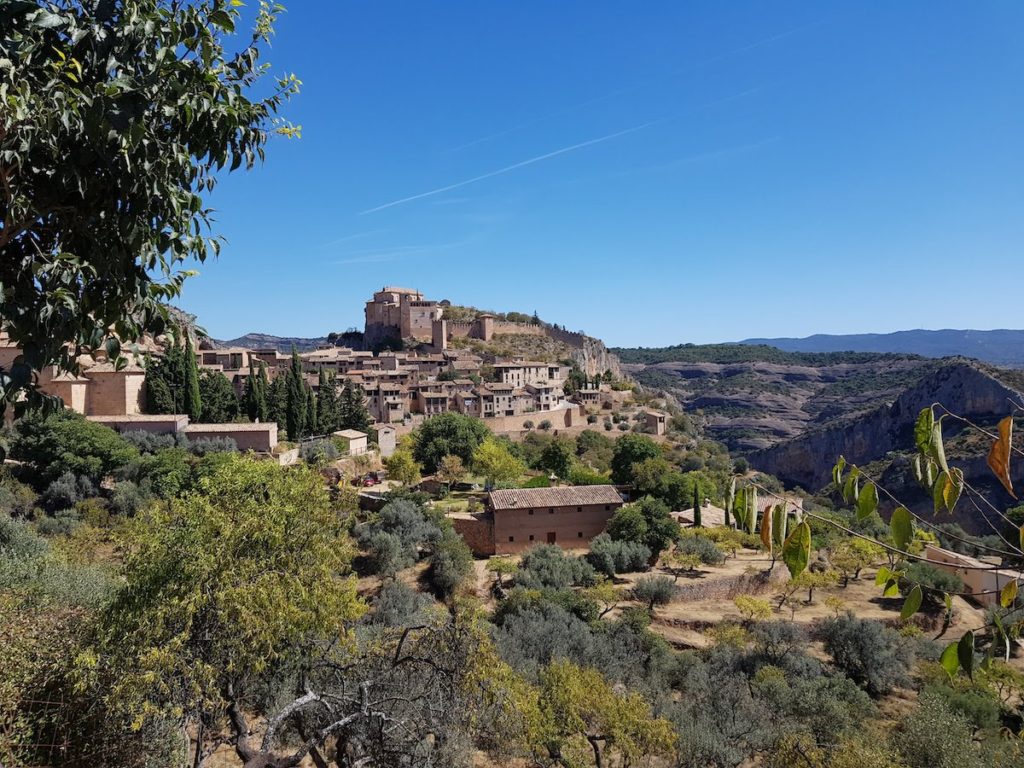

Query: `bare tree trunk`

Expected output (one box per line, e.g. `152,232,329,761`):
587,735,605,768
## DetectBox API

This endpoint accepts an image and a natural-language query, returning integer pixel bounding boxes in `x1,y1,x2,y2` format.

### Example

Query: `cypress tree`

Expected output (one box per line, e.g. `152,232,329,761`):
243,358,259,420
183,335,202,422
256,361,270,422
316,369,341,434
285,346,306,441
305,383,317,435
692,483,702,528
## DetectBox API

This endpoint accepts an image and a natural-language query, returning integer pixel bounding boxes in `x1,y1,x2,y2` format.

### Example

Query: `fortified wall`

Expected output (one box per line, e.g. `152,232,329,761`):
364,287,622,377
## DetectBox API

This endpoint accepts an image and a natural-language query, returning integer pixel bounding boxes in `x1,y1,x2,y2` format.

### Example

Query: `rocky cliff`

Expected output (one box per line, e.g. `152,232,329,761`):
748,360,1024,491
621,352,934,452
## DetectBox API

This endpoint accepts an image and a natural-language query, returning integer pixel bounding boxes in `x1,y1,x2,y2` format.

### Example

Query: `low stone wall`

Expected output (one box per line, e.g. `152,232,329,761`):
669,564,787,602
482,405,587,436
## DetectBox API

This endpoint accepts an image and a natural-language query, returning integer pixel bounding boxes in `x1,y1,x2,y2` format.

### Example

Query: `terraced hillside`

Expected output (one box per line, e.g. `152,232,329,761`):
614,344,935,452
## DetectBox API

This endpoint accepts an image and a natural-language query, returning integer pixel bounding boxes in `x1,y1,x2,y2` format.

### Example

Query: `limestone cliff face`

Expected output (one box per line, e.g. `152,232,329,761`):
568,335,622,379
749,361,1024,491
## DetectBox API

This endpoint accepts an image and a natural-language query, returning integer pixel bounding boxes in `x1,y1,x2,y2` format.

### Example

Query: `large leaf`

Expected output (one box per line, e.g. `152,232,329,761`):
875,565,892,586
940,641,959,678
890,507,913,551
856,482,878,520
1000,579,1018,609
930,420,949,473
772,504,786,549
958,631,974,679
759,505,772,553
782,521,811,578
932,469,963,514
986,416,1016,498
915,407,934,454
900,585,923,620
832,456,846,489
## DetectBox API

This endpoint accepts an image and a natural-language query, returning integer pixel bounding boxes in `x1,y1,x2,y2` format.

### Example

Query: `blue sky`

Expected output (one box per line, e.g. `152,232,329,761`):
179,1,1024,347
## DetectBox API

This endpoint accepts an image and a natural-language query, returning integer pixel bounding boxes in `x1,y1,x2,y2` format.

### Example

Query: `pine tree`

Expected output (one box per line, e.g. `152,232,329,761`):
183,335,202,422
284,347,306,441
692,484,702,528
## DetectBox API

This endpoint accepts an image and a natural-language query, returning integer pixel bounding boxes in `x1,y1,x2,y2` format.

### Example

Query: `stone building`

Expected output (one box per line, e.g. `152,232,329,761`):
485,485,625,555
363,287,442,347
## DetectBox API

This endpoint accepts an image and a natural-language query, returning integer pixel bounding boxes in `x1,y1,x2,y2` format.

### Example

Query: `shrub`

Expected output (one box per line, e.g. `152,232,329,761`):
896,691,976,768
369,580,433,628
618,422,630,431
522,475,551,488
586,533,650,576
632,574,678,611
35,508,81,536
0,474,38,519
566,464,609,486
734,595,772,623
366,531,413,577
427,528,473,597
188,436,237,456
523,420,534,430
41,471,93,511
516,544,596,590
902,561,964,600
10,410,138,485
110,480,147,517
120,430,178,453
299,438,339,465
493,601,595,678
676,535,725,566
604,421,613,431
538,420,552,431
821,613,914,696
607,496,678,560
587,414,598,424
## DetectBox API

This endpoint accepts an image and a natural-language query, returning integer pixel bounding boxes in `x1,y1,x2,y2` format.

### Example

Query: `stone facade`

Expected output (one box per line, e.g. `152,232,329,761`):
487,485,624,555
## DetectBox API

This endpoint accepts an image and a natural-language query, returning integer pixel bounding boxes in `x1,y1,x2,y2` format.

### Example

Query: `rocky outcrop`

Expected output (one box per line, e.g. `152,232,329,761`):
566,335,622,379
625,357,932,452
749,360,1024,491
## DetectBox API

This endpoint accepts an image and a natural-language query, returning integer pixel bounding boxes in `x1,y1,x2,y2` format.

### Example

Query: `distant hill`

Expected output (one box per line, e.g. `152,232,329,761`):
742,329,1024,367
214,333,329,352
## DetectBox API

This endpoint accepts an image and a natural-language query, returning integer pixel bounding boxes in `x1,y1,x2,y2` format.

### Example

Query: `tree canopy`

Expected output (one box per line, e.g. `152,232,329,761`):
0,0,299,413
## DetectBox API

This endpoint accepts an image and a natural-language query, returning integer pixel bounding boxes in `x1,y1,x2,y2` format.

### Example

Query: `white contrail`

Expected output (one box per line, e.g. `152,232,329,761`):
359,120,660,215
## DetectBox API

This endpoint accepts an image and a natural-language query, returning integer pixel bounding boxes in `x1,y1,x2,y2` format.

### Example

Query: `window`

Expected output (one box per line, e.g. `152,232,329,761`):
577,506,582,513
528,509,534,515
604,505,611,511
529,535,535,541
549,508,554,514
508,536,514,542
578,532,583,538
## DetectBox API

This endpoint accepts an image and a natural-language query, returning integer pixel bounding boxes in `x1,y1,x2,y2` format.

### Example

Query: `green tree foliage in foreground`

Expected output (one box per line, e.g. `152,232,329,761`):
413,411,490,474
0,0,299,415
75,457,364,757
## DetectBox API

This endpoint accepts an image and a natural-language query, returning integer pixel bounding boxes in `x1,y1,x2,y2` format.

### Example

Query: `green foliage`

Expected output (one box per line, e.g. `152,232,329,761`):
537,437,574,479
77,456,364,737
284,347,307,440
10,410,138,486
612,344,920,367
586,533,650,577
516,545,596,590
896,691,977,768
675,535,726,566
821,614,915,696
902,560,964,599
0,0,298,413
182,337,202,422
632,574,679,611
608,496,678,559
610,433,662,485
427,528,473,598
339,379,372,433
414,412,491,474
384,448,422,487
197,370,239,423
473,436,526,486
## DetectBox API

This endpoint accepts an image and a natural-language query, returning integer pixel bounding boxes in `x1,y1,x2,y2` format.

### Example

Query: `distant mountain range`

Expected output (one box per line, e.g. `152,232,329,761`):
215,332,329,352
741,329,1024,368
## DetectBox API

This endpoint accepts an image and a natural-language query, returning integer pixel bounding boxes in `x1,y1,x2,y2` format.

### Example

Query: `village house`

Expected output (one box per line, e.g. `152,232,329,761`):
451,485,625,556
